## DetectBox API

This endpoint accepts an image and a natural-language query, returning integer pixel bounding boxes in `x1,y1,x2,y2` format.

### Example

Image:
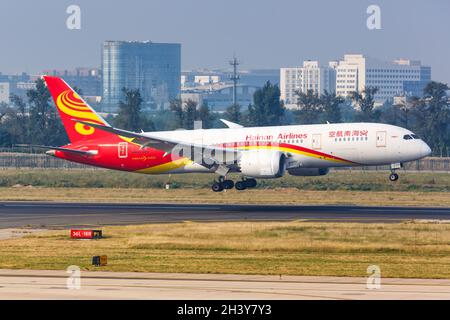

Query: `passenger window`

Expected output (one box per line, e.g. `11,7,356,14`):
403,135,413,140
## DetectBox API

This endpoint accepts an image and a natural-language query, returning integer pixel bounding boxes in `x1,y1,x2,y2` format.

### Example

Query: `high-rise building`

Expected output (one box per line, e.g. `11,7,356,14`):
280,61,336,107
0,82,9,103
335,54,431,103
101,41,181,111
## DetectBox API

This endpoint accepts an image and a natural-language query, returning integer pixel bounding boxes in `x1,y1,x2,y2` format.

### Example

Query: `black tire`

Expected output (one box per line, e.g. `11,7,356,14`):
235,181,247,191
212,182,224,192
244,179,257,188
222,180,234,189
389,173,399,182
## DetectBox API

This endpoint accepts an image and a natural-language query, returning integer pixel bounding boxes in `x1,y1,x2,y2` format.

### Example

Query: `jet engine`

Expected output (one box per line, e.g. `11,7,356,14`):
238,150,286,178
287,167,329,176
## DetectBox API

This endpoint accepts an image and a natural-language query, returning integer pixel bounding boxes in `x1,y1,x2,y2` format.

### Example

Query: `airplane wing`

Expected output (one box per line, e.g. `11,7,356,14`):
73,120,239,168
15,144,96,156
220,119,244,129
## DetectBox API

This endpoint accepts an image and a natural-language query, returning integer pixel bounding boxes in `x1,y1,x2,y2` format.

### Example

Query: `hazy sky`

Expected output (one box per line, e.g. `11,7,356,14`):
1,0,449,83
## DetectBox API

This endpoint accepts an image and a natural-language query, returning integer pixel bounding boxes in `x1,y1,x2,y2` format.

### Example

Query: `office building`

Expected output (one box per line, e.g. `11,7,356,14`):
280,61,336,107
102,40,181,111
0,82,9,103
335,54,431,103
43,68,102,97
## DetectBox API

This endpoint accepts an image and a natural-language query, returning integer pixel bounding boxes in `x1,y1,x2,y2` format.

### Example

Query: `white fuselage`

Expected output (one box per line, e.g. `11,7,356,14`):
143,122,431,174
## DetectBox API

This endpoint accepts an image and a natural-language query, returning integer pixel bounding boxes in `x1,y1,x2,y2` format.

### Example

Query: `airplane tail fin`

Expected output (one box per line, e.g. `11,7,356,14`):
43,75,114,143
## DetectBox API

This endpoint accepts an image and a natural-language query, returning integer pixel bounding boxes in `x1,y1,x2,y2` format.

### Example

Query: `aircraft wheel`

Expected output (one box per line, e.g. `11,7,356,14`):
244,178,257,188
389,173,399,182
222,180,234,189
212,182,224,192
235,181,247,191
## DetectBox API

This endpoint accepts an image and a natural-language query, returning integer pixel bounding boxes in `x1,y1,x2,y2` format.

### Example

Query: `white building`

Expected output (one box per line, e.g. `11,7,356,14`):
0,82,9,104
335,54,431,104
280,61,336,108
194,75,220,85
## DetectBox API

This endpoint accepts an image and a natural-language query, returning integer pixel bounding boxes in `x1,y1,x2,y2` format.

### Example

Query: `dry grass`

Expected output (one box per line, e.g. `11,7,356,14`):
0,221,449,278
0,187,449,207
0,169,449,192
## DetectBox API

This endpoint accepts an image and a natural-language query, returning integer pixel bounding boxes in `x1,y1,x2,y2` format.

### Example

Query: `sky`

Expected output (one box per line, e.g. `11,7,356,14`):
0,0,449,83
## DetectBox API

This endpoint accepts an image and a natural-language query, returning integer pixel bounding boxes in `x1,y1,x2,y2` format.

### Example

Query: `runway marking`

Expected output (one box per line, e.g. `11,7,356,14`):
1,273,449,287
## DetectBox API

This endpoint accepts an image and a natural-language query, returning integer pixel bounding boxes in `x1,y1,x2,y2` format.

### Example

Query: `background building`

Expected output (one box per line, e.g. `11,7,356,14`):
181,83,259,112
43,68,101,97
180,68,277,112
0,72,35,101
0,82,9,104
101,41,181,111
335,54,431,104
280,54,432,107
280,61,336,108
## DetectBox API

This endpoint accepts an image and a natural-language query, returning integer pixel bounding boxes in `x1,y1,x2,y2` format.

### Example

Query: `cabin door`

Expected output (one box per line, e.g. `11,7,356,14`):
312,134,322,150
376,131,387,147
118,142,128,158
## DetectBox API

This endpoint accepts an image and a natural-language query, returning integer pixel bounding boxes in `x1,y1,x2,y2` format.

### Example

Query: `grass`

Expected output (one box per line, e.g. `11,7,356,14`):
0,221,449,279
0,187,449,207
0,169,449,192
0,169,448,206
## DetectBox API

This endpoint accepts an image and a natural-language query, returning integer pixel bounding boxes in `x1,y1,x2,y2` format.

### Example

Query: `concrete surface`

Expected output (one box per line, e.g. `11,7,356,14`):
1,202,450,228
0,228,47,240
0,269,449,300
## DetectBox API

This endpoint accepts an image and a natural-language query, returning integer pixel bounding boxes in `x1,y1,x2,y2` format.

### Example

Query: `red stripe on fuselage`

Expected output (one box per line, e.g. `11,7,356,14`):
53,138,358,172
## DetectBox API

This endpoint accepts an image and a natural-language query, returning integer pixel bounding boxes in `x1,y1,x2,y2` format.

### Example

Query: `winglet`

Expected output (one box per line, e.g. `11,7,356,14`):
220,119,243,129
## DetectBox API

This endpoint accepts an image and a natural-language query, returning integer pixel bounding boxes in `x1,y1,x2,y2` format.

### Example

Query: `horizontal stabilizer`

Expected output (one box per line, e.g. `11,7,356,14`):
15,144,94,156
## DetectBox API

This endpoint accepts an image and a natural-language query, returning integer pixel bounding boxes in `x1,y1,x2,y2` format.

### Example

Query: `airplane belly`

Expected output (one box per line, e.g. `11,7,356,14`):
169,162,213,174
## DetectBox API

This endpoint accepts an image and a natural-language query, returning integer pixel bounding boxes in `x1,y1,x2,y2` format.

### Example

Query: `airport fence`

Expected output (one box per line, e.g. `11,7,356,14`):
0,151,96,169
0,150,449,172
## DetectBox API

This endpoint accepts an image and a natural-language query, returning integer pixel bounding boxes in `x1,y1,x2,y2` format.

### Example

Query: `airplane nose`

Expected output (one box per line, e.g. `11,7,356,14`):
422,142,432,157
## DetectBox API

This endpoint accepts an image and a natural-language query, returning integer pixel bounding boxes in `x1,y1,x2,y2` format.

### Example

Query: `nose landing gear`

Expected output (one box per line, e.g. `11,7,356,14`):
389,163,402,182
389,172,399,182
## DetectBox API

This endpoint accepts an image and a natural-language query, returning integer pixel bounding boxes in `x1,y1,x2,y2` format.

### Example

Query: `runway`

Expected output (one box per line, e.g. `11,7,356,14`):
0,269,449,300
0,201,449,228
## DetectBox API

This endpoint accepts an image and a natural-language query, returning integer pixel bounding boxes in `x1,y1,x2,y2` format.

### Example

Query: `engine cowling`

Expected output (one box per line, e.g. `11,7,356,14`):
238,150,286,178
287,167,329,176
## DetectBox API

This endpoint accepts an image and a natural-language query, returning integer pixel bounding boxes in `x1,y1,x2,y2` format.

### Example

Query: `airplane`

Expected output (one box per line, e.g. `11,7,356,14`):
31,76,431,192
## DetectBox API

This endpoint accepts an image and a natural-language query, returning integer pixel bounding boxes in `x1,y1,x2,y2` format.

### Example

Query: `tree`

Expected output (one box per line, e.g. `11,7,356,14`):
350,86,380,122
294,89,322,124
27,78,67,146
197,101,213,129
183,99,197,129
224,103,241,124
248,81,285,126
114,88,146,131
411,82,450,155
169,99,184,128
4,95,29,145
321,90,344,123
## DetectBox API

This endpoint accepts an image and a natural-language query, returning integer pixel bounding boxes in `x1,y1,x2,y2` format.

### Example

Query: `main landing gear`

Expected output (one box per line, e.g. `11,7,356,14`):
389,163,402,182
211,177,257,192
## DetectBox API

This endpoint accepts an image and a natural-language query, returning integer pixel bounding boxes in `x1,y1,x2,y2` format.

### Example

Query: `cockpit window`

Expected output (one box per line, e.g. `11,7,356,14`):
403,134,421,140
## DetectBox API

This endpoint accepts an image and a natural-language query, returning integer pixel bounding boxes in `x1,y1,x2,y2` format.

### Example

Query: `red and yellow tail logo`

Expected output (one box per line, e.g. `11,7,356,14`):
43,76,113,143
